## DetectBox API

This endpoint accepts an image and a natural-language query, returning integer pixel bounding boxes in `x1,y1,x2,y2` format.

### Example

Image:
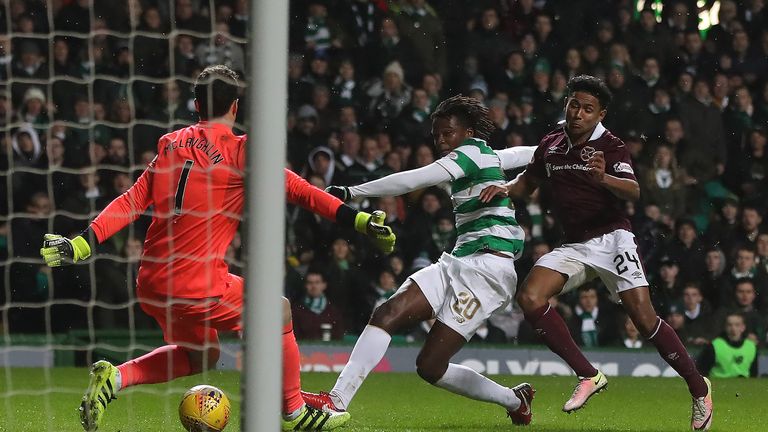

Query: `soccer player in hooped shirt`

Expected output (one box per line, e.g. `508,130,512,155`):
302,95,537,425
39,65,395,431
479,75,713,430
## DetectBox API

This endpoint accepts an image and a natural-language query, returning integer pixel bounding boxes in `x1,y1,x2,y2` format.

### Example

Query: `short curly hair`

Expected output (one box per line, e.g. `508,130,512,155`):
431,95,495,142
567,75,612,109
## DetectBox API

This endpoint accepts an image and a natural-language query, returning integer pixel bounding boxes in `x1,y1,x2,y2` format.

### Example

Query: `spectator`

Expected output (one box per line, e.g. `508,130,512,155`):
331,59,365,109
195,21,246,74
681,283,716,345
719,278,765,340
174,0,211,34
642,145,688,220
367,61,412,129
567,285,619,348
303,0,344,57
652,257,683,313
325,237,370,331
704,197,740,250
698,313,758,378
665,219,705,283
620,314,644,349
394,0,446,78
465,7,512,80
396,87,432,145
728,128,768,204
677,79,727,184
729,245,767,292
291,269,345,340
700,247,733,308
733,205,764,249
287,105,324,171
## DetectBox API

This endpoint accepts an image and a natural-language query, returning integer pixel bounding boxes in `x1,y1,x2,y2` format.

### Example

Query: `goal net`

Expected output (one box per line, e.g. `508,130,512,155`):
1,1,259,429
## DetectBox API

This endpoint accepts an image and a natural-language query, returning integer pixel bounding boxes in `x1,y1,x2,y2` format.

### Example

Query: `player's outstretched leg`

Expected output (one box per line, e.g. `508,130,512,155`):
303,281,434,412
419,321,532,425
79,360,119,431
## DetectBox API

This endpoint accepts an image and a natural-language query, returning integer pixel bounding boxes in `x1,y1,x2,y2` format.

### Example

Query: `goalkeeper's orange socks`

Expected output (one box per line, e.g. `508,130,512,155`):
117,344,193,388
282,321,305,415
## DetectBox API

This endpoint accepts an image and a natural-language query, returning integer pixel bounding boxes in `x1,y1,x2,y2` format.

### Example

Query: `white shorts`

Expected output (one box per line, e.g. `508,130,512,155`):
534,229,649,302
402,252,518,341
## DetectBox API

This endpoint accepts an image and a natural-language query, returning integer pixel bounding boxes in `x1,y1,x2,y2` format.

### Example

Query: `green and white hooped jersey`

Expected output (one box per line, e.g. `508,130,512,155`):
435,138,525,258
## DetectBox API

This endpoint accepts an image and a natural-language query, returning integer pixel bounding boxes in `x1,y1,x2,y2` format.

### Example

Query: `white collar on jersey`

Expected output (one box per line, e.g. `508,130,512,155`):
559,120,606,148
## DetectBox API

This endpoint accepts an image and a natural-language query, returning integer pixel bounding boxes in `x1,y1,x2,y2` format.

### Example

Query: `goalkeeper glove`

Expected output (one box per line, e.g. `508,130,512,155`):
326,185,351,201
354,210,396,254
40,234,91,267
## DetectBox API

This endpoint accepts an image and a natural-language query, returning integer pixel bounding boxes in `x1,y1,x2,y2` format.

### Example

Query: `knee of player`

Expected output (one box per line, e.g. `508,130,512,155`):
516,287,546,311
369,302,397,332
415,354,445,384
282,297,292,326
636,316,661,338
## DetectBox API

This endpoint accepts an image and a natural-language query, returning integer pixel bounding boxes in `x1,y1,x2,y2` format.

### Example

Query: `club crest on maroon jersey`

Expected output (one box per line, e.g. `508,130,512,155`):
580,146,596,161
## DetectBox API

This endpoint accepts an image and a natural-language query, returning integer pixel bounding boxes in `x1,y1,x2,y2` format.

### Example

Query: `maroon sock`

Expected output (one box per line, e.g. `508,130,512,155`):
648,318,708,398
525,304,598,378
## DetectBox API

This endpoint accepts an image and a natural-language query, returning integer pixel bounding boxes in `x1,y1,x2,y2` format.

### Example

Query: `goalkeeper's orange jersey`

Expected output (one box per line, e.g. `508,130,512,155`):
90,121,343,299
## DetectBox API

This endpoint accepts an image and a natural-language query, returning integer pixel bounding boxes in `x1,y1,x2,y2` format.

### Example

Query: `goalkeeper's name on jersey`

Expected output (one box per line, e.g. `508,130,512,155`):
162,136,225,165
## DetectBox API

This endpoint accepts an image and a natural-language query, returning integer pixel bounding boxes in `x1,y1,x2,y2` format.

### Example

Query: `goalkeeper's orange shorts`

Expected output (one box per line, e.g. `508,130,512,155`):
139,273,243,349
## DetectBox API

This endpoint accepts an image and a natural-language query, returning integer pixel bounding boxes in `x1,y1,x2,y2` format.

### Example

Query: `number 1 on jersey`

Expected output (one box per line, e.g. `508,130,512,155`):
174,160,194,216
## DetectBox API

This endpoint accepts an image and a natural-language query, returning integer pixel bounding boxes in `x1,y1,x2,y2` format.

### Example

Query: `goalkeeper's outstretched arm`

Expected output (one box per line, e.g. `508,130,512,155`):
40,163,155,267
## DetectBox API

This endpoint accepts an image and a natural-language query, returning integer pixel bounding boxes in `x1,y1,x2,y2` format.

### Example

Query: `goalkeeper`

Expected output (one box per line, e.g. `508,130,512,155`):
40,65,394,432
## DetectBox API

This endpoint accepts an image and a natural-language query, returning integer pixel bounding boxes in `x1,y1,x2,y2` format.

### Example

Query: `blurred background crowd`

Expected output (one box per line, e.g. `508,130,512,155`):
1,0,767,359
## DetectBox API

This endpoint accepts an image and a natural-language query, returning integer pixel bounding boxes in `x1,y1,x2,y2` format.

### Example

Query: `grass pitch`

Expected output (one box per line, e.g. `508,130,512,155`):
0,368,765,431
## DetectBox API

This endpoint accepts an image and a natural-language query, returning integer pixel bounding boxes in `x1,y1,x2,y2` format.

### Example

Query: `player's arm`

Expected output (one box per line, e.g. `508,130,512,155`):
285,169,396,254
478,169,538,203
494,146,536,171
41,163,155,267
326,162,453,200
587,150,640,202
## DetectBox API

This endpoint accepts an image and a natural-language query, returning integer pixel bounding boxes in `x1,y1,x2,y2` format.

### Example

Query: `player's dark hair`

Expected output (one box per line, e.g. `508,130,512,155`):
567,75,612,109
194,65,240,120
431,95,495,141
734,277,754,288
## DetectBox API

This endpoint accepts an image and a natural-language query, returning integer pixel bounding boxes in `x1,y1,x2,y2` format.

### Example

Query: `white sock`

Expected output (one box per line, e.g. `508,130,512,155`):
114,368,122,392
435,363,521,410
283,404,304,421
329,325,391,409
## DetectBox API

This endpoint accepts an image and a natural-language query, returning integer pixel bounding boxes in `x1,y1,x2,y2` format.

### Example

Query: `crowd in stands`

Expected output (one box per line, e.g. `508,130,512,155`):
1,1,767,364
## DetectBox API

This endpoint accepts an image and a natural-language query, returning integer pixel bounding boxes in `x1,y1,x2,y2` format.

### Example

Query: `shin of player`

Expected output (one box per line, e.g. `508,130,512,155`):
479,75,712,430
303,96,536,425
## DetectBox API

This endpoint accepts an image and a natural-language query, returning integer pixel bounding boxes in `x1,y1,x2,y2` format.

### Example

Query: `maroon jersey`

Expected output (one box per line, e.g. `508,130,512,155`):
527,123,637,243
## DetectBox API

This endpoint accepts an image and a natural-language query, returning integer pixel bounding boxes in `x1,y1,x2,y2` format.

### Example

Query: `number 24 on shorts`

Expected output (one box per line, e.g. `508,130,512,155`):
614,251,641,275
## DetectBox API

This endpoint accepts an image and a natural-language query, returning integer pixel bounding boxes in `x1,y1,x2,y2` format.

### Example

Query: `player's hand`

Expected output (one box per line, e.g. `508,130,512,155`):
326,185,351,201
40,234,91,267
478,184,508,203
587,151,606,183
354,210,396,254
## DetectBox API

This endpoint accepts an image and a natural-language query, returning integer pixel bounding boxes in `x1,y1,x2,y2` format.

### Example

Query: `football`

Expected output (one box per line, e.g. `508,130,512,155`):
178,385,231,432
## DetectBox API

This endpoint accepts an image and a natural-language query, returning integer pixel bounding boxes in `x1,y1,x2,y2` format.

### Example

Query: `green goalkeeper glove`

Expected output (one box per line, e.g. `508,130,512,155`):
40,234,92,267
354,210,396,254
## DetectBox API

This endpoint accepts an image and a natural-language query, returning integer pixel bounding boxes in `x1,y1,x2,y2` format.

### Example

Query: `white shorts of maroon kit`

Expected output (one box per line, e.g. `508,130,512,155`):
535,229,649,301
